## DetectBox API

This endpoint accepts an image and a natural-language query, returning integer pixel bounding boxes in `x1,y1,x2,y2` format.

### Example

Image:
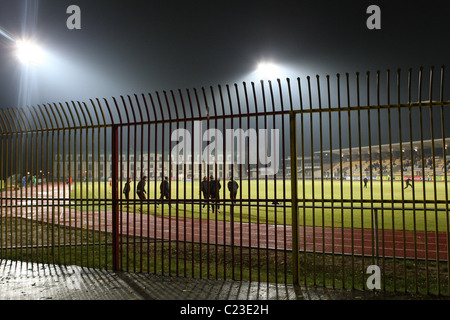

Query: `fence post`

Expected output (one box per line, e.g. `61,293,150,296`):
373,208,380,267
289,112,300,285
111,124,120,271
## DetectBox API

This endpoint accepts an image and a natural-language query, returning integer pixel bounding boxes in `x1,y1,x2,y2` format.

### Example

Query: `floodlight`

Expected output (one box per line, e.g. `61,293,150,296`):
15,40,46,66
256,62,281,79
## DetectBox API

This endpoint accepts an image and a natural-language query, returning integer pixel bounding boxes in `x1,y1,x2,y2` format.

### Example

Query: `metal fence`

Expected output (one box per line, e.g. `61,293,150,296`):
1,66,449,296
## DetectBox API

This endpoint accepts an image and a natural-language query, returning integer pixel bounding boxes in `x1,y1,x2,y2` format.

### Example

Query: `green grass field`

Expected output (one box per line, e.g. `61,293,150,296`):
3,179,448,295
71,179,450,232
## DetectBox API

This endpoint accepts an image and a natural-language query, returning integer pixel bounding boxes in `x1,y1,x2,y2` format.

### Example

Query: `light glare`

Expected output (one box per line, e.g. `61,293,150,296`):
256,62,281,79
16,40,46,66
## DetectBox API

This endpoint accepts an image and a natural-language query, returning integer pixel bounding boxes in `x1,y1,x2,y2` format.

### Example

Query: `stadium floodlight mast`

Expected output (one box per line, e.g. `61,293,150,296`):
15,39,47,66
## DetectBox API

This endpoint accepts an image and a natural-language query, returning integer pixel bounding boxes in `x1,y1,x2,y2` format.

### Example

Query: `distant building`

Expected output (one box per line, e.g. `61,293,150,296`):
53,152,242,181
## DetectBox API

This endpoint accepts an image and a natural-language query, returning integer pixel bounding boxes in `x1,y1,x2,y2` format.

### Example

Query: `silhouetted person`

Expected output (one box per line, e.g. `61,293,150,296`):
136,176,147,201
123,177,132,202
209,175,221,213
201,176,209,208
159,176,172,207
404,178,413,189
363,177,368,188
227,177,238,205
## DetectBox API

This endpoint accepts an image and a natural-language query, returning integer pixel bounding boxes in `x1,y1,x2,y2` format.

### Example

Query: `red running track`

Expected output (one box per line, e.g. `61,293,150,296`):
2,183,448,261
7,205,446,260
112,210,449,260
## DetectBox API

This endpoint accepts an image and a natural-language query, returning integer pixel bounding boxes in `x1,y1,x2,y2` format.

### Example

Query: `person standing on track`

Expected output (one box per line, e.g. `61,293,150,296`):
227,177,238,206
201,176,209,209
123,177,132,205
159,176,173,207
209,175,221,213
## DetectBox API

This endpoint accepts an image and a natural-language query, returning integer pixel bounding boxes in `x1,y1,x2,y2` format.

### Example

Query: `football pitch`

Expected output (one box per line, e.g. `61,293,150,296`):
71,179,450,233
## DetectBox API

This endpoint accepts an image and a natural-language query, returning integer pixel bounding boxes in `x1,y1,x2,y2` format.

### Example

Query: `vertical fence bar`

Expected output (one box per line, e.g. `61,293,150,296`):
47,105,57,265
3,112,10,260
86,103,95,269
337,73,345,287
244,82,253,281
185,89,195,278
117,99,125,271
439,66,450,295
375,71,386,291
355,72,365,289
386,69,397,292
128,95,138,272
141,93,152,274
289,111,299,286
346,73,356,289
428,67,441,296
64,102,75,266
37,107,45,263
52,104,63,265
80,103,91,267
29,107,38,263
234,83,243,281
374,208,380,266
91,100,101,268
306,76,316,285
9,110,17,262
248,81,258,282
417,67,431,294
171,89,181,277
137,95,145,273
316,75,326,287
164,90,173,277
278,78,288,284
396,70,408,293
223,86,229,279
11,110,22,262
297,77,307,286
262,80,268,283
407,68,419,294
270,80,279,283
209,86,216,279
326,75,336,288
7,111,15,261
111,124,119,271
148,93,158,274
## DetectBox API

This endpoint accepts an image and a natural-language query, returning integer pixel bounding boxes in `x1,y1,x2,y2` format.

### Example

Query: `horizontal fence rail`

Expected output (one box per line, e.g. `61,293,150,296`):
0,66,449,296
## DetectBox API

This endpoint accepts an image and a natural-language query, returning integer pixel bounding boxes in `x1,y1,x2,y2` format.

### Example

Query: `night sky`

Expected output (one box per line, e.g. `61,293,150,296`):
0,0,449,109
